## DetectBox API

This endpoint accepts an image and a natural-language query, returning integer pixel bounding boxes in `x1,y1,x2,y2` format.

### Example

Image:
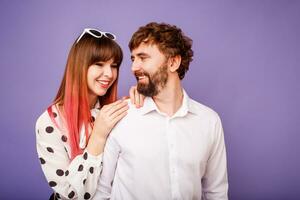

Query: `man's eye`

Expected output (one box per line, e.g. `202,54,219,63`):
111,64,118,68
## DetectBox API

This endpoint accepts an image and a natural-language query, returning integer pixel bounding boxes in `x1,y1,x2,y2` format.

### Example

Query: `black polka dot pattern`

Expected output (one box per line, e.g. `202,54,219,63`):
78,164,83,171
46,126,54,133
47,147,54,153
61,135,67,142
83,152,88,160
68,191,75,198
39,157,45,164
56,169,64,176
84,192,91,199
49,181,57,187
89,167,94,174
37,108,104,199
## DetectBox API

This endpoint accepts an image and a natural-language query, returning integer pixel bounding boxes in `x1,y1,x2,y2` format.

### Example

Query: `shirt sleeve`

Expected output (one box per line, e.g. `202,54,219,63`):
35,112,103,200
202,115,228,200
93,134,121,199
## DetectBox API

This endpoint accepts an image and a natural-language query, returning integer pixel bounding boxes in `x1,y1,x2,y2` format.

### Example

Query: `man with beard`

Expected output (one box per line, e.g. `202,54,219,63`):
93,22,228,200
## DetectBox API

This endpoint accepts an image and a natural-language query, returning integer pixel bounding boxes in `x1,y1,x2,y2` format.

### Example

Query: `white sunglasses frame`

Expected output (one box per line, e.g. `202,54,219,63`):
76,28,116,43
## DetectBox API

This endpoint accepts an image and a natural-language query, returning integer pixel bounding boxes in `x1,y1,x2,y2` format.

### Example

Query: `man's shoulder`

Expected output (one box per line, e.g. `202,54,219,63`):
188,98,221,122
112,99,142,126
125,99,144,115
109,100,145,139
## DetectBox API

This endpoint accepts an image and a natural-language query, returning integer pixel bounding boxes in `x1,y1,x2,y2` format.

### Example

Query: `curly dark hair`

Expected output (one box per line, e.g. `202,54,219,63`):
129,22,193,80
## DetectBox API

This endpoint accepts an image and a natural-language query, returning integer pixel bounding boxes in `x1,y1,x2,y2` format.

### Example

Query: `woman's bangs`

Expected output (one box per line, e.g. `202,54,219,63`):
90,38,123,67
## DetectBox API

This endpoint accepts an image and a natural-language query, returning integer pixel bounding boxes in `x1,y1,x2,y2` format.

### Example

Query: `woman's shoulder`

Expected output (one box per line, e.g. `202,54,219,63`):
36,105,61,130
35,105,71,158
36,109,50,127
35,105,68,141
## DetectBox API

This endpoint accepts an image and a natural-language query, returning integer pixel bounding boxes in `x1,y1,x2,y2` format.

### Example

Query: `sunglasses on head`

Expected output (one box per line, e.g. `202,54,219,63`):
76,28,116,43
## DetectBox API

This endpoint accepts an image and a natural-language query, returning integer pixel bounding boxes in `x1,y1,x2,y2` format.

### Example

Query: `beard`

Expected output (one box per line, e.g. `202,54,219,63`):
135,63,168,97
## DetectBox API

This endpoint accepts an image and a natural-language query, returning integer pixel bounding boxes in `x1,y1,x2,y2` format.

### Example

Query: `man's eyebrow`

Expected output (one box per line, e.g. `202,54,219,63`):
136,52,149,57
131,52,150,60
131,52,150,57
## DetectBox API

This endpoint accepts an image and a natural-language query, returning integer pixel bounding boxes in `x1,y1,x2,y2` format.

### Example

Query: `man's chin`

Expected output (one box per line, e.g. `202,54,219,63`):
137,82,146,88
137,85,150,97
137,85,158,97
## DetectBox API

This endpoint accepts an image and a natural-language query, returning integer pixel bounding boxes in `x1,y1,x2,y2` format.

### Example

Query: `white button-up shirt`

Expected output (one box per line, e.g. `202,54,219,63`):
93,90,228,200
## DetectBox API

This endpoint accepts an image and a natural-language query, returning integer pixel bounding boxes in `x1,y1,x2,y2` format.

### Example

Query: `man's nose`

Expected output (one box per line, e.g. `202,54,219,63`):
131,60,141,72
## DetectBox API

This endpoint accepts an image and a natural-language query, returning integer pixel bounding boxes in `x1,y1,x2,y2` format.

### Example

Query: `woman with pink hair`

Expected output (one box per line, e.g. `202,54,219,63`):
35,28,142,200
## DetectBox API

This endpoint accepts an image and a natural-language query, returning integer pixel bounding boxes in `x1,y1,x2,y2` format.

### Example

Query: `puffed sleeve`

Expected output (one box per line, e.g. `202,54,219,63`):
35,110,103,200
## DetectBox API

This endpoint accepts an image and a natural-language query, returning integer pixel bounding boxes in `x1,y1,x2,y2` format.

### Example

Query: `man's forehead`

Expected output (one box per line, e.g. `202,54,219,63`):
131,42,159,55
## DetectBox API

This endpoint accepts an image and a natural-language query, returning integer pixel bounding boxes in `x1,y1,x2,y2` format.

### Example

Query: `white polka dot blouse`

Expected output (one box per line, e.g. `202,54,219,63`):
35,104,102,200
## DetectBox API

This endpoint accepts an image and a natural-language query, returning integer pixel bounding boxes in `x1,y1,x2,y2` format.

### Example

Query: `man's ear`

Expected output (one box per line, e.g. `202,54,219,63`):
168,55,181,72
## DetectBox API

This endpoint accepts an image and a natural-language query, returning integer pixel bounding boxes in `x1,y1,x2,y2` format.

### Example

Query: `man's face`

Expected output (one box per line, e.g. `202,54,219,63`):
131,43,169,97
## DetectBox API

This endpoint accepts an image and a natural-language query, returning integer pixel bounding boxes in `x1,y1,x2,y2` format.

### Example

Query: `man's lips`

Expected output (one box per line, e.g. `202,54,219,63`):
134,72,147,81
137,75,146,80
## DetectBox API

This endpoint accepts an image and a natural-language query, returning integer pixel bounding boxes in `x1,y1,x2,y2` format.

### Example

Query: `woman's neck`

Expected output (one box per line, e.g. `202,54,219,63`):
88,94,98,109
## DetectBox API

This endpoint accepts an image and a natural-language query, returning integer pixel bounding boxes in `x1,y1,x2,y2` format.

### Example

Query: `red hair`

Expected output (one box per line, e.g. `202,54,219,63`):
48,34,123,159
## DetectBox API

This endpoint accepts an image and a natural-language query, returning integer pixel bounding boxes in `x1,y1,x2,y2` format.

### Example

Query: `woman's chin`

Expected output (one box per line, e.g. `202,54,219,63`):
97,88,109,97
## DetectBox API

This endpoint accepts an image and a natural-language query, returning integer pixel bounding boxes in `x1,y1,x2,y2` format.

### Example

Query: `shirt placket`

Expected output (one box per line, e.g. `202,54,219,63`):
166,118,180,199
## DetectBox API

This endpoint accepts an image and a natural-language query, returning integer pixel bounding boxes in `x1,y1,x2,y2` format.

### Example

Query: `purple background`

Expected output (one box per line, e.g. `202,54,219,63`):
1,0,299,199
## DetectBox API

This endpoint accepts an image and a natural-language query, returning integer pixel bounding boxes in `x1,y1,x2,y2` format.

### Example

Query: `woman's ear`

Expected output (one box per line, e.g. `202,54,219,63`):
168,55,182,72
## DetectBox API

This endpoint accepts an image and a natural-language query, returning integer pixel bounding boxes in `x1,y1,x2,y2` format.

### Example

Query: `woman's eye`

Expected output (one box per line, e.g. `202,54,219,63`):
95,63,104,67
111,64,118,68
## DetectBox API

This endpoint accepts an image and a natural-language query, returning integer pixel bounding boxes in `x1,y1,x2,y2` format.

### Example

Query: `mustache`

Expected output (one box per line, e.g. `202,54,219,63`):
134,71,143,77
134,71,150,79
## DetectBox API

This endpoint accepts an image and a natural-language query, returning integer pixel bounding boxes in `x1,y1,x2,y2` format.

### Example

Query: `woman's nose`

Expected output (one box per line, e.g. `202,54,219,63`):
103,65,113,78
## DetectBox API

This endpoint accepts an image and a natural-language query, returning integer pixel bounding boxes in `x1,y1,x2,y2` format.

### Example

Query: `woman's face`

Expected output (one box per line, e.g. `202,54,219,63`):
87,59,118,100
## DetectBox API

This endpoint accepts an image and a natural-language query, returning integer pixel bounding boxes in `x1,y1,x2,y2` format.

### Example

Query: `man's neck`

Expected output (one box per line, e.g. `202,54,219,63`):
152,76,183,117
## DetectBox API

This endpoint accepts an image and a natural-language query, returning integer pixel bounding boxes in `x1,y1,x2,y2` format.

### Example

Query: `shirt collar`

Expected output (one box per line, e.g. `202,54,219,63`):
174,89,199,117
139,89,199,117
139,97,157,115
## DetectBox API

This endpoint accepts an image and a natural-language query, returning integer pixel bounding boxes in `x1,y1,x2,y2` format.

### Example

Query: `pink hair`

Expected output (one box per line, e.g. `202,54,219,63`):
47,34,122,159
